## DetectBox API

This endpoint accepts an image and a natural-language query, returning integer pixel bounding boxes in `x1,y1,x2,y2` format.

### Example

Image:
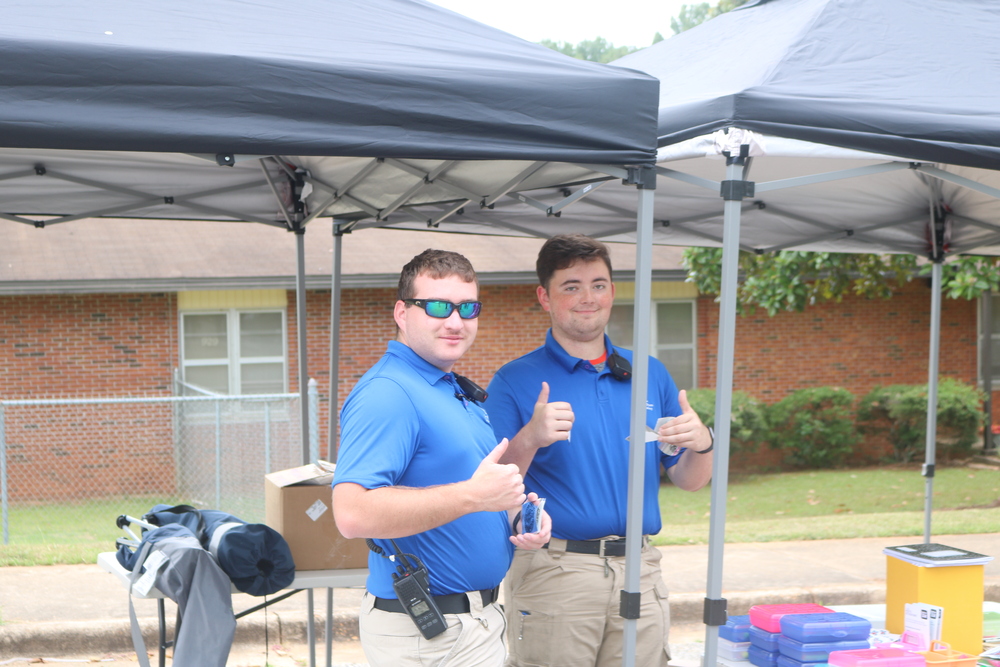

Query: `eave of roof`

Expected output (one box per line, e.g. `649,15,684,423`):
0,218,688,295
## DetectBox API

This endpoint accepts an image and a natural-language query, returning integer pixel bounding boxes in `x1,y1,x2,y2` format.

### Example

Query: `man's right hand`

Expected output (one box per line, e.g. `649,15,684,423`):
470,438,526,512
524,382,574,449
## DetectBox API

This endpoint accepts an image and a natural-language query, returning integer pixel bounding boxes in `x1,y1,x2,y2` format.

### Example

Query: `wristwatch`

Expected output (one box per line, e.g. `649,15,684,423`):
696,427,715,454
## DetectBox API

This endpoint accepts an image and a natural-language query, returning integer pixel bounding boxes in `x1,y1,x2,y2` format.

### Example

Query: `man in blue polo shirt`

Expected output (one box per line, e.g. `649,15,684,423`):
486,234,713,667
333,249,550,667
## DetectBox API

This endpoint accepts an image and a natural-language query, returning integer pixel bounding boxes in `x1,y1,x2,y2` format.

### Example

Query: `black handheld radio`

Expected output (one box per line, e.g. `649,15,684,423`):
367,538,447,639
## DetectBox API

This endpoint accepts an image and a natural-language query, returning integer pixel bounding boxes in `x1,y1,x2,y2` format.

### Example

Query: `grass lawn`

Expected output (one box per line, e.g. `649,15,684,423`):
1,464,998,565
651,464,1000,545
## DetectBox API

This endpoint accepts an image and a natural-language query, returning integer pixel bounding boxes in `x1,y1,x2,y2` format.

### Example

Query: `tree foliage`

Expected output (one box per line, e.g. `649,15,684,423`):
682,248,922,315
671,0,749,34
538,37,640,63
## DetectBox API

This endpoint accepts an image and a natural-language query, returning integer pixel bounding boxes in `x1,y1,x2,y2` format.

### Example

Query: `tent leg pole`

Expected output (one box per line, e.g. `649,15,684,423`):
623,170,655,667
328,224,344,462
702,153,746,666
296,227,310,466
982,292,994,454
923,261,942,543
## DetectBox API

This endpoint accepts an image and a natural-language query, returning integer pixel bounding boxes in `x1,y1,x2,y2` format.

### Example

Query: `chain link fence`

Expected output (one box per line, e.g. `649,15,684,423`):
1,379,319,548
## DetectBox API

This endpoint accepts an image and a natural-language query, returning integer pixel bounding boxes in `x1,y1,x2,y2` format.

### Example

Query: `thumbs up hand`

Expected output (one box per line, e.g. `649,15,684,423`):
657,389,713,454
469,439,526,512
522,382,574,450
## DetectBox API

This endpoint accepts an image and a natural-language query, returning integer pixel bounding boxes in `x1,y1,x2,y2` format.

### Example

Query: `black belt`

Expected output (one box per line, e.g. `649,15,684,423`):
373,586,499,615
544,537,628,557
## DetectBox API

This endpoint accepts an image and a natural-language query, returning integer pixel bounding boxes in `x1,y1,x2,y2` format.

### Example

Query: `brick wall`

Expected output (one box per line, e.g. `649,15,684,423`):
0,281,989,500
0,293,177,397
696,280,979,400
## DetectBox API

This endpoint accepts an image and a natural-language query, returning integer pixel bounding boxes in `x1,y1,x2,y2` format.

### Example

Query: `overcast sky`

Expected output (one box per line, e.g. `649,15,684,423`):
431,0,691,49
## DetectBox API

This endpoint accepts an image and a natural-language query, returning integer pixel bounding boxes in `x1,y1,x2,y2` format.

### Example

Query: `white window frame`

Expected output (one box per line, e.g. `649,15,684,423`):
979,294,1000,390
609,298,698,390
179,308,288,395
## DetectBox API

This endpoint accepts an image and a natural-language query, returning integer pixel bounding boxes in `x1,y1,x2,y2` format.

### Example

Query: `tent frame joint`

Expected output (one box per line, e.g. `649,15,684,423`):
624,164,656,190
721,180,755,201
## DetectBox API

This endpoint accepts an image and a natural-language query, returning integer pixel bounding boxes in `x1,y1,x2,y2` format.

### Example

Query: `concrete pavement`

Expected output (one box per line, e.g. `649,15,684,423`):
2,534,999,664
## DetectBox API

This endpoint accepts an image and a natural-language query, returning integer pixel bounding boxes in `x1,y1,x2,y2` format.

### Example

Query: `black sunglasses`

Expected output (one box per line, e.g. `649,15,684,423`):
403,298,482,319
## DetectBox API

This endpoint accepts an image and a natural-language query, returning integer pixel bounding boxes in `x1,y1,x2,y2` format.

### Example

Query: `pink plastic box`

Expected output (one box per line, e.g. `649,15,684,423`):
749,604,834,633
828,648,926,667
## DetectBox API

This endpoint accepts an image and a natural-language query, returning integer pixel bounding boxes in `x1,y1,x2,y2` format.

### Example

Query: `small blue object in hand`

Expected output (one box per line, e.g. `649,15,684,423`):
521,498,546,533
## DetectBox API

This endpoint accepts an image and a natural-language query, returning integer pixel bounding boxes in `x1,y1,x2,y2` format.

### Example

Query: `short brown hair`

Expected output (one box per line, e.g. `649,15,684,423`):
397,249,478,301
536,234,613,289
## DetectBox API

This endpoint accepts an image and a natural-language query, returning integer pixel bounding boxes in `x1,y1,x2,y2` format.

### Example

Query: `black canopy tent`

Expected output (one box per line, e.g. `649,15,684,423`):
0,1,666,664
600,0,1000,663
0,0,659,454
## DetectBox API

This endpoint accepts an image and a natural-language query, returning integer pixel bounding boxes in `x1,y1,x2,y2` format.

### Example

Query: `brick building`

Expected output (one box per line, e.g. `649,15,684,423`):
1,218,990,467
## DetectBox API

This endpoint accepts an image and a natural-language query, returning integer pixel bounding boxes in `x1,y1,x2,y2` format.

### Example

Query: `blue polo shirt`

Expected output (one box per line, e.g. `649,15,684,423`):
485,330,682,540
333,341,514,598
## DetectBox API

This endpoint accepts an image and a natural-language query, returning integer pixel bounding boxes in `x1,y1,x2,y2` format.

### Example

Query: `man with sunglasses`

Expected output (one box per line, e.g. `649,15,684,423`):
485,234,713,667
333,249,550,667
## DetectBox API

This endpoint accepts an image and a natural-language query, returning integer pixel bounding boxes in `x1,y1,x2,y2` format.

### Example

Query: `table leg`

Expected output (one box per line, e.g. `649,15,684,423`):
326,588,333,667
157,599,166,667
307,588,316,667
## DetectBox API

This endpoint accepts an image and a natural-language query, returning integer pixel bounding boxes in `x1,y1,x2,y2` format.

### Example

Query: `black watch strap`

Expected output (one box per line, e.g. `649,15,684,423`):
696,427,715,454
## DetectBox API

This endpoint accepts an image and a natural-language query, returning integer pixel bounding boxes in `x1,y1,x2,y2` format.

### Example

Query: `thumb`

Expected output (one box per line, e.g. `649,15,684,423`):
484,438,509,464
535,382,550,407
678,389,693,413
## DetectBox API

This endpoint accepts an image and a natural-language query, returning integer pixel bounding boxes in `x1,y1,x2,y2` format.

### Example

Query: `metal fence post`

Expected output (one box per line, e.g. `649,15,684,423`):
1,403,8,545
215,399,222,510
308,379,319,464
265,402,272,475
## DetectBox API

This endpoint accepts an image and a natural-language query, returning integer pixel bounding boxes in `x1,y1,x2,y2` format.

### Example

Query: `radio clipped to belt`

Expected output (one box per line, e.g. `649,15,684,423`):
366,538,448,639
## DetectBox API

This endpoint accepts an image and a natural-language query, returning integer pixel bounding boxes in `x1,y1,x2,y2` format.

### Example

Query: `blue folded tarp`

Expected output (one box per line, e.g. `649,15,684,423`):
143,504,295,596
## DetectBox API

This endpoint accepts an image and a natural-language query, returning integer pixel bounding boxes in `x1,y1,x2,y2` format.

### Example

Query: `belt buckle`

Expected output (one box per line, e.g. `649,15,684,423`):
599,538,609,558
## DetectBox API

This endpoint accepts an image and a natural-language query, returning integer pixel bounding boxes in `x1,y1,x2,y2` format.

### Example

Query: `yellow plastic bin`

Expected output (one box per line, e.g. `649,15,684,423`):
884,543,992,656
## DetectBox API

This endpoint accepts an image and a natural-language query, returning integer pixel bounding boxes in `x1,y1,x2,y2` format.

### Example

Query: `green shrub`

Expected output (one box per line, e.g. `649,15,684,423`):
685,388,769,454
857,378,984,463
768,387,859,468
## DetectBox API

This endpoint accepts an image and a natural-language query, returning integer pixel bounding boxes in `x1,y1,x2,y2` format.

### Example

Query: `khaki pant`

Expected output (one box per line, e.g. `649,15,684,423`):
359,590,507,667
504,539,671,667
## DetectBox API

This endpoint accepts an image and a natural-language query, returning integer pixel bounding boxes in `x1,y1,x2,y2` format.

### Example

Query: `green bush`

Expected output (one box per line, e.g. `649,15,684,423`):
767,387,859,468
857,378,984,463
686,388,769,453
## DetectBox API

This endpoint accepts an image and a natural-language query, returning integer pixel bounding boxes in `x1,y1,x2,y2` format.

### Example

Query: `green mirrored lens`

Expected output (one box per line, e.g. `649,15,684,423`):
457,302,481,319
424,300,454,317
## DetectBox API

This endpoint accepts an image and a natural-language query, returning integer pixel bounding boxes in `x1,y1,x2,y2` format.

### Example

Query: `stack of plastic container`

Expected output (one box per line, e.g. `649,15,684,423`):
719,614,753,666
746,604,835,667
777,612,873,667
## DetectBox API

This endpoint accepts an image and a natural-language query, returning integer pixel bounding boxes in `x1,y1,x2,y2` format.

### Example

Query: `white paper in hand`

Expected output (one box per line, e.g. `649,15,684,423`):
656,416,680,456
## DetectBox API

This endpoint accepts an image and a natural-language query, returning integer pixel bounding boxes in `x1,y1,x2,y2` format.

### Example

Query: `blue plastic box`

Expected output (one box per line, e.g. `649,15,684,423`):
750,625,782,652
780,612,872,643
777,654,829,667
777,636,870,663
749,645,781,667
721,614,753,643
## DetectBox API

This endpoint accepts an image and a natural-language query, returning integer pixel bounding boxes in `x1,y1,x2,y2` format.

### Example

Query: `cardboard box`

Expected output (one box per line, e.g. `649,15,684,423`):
264,464,369,571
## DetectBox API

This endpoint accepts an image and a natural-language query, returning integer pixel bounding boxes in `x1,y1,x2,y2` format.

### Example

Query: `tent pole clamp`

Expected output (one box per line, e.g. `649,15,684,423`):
619,590,641,620
703,597,728,626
